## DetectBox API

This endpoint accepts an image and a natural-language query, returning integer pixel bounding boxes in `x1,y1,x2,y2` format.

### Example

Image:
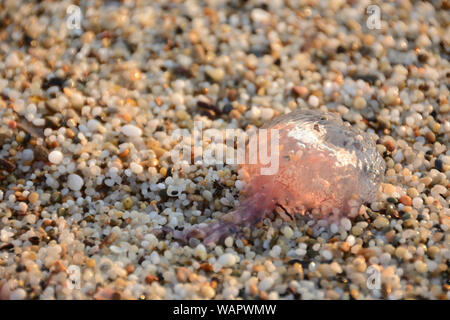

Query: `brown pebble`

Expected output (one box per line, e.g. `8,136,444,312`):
250,284,259,296
399,195,412,206
385,230,396,242
252,264,265,273
339,242,350,252
384,140,395,152
125,264,135,274
292,86,308,97
176,267,190,282
65,129,75,139
229,109,241,119
227,88,237,101
200,263,213,272
34,145,50,161
52,260,67,273
145,275,158,284
425,131,436,143
86,258,96,268
358,248,376,260
149,158,159,167
350,288,359,299
153,147,167,158
99,233,118,249
119,148,130,158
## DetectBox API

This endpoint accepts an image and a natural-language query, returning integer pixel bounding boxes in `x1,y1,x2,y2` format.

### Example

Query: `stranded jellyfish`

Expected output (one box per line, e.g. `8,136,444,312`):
170,109,385,245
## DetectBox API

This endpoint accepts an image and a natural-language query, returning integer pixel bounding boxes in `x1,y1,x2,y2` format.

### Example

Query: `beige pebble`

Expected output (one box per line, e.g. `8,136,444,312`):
383,183,396,196
353,96,366,110
200,285,215,299
415,261,427,273
86,258,96,268
28,192,39,204
352,226,363,236
373,216,390,229
407,188,419,198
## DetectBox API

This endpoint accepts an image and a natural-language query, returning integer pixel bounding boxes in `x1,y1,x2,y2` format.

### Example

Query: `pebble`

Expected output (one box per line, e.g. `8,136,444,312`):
218,253,236,267
399,195,412,206
10,288,26,300
373,216,390,229
121,125,142,137
224,236,234,248
321,250,333,261
22,149,34,161
6,52,22,68
415,261,428,273
251,8,271,24
130,162,143,174
282,226,294,239
123,197,133,210
48,150,63,164
258,277,274,292
340,218,352,231
425,131,436,143
67,174,84,191
200,285,215,299
28,192,39,204
352,226,363,236
206,68,225,82
308,95,320,108
412,197,423,209
353,96,366,110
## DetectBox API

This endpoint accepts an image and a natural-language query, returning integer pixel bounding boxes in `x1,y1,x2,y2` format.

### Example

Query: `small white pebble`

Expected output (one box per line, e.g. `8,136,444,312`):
282,226,294,239
321,250,333,260
224,236,234,248
259,277,274,291
18,202,28,212
10,288,26,300
68,174,84,191
218,253,236,267
270,245,282,258
194,244,207,260
346,235,356,246
251,8,271,24
130,162,143,174
121,124,142,137
48,150,63,164
235,180,245,191
206,67,225,82
412,197,423,209
308,95,319,108
22,149,34,161
340,218,352,231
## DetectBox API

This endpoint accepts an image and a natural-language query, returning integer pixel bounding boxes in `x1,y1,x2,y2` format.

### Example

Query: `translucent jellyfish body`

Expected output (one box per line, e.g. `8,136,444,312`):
176,109,385,245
